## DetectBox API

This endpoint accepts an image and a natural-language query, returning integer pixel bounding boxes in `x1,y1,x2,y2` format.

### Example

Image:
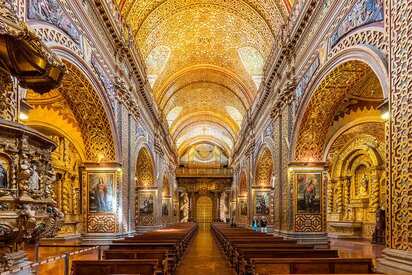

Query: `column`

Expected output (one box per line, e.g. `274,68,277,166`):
212,192,218,221
336,178,344,216
327,179,334,214
369,168,381,213
378,1,412,273
188,192,194,221
344,177,352,220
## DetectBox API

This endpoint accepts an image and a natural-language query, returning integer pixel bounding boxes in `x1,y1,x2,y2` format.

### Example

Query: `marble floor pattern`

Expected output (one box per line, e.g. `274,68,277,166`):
176,223,235,275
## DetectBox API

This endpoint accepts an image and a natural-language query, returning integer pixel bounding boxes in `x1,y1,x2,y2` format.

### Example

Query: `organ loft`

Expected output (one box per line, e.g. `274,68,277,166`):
0,0,411,274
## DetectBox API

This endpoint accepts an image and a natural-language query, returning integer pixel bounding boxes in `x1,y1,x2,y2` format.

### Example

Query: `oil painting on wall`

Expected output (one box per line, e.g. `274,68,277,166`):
297,173,321,213
88,173,114,213
139,192,154,216
255,192,270,215
0,155,10,189
162,200,171,216
240,199,248,216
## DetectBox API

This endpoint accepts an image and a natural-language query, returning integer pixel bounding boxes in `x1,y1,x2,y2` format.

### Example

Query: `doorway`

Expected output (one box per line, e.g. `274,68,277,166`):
196,196,213,228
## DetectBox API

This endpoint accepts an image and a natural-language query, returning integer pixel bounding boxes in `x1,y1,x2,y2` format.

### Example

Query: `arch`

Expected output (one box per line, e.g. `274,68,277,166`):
171,112,238,140
292,56,387,162
135,147,155,187
177,136,231,157
25,108,86,161
157,65,253,107
239,171,248,196
254,147,273,187
162,175,171,198
25,58,118,162
25,23,120,162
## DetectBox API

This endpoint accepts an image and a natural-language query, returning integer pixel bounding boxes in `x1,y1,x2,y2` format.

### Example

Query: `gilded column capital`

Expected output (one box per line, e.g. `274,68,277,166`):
114,77,140,119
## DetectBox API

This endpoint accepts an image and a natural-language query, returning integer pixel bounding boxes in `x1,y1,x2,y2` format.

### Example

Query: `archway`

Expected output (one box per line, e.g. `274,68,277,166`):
255,148,273,187
135,147,156,226
135,147,155,188
253,147,274,225
238,171,248,224
161,176,171,223
293,60,385,162
162,176,170,198
196,196,213,226
26,61,116,162
239,171,248,196
293,60,386,241
24,60,117,236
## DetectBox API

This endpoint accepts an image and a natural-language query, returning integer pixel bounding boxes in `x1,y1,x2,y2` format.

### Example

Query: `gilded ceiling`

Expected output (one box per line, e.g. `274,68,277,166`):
116,0,291,157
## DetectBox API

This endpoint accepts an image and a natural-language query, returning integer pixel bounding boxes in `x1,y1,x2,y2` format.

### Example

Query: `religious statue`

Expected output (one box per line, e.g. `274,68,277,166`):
0,163,8,188
361,174,369,193
29,165,40,190
94,177,108,211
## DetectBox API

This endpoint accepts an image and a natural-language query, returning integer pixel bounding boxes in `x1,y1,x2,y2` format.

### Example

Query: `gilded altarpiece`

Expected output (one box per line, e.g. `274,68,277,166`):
82,166,121,234
326,134,385,240
49,135,82,237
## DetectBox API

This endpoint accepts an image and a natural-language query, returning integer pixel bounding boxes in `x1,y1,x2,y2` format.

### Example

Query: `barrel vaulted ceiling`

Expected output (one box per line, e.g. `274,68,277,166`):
115,0,293,159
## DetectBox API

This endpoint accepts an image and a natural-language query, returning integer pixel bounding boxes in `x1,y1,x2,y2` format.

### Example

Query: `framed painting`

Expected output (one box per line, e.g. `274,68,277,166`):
0,154,10,189
173,202,178,217
239,199,248,216
296,173,321,213
162,199,171,217
255,192,270,215
88,173,114,213
139,191,155,216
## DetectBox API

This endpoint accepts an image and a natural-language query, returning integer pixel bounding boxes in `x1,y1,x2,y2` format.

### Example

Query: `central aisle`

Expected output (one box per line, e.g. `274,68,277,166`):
176,224,235,275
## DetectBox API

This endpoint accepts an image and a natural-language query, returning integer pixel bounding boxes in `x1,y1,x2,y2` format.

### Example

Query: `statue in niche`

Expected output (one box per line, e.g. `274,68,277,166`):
29,164,40,190
0,163,8,188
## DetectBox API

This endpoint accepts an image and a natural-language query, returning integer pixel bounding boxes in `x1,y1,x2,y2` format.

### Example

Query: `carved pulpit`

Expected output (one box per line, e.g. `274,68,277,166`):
0,1,65,272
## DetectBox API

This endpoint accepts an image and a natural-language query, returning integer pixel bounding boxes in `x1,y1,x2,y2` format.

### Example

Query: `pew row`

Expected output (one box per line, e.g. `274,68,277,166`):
211,223,379,275
71,222,198,275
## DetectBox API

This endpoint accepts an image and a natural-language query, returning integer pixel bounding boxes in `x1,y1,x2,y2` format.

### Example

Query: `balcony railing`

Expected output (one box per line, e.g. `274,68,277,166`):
176,167,233,178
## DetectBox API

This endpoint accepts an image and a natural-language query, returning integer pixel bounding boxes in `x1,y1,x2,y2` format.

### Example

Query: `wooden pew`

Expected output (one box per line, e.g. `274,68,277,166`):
235,249,339,274
245,258,374,275
224,240,302,263
103,249,174,274
71,259,163,275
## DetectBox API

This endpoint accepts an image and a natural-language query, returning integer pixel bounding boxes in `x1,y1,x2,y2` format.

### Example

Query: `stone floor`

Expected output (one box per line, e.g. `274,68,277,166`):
330,238,384,259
